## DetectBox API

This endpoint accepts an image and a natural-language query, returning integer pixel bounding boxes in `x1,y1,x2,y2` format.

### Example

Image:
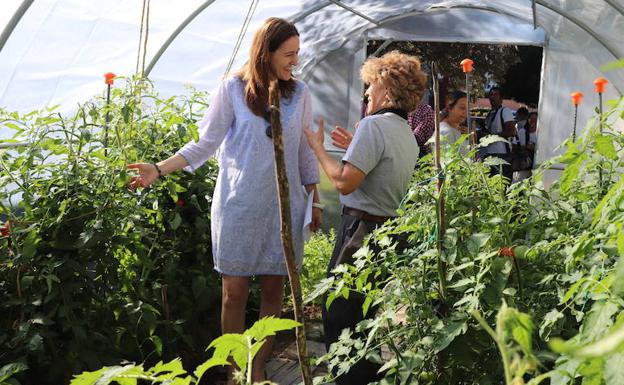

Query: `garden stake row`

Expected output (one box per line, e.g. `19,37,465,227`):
268,81,312,385
431,62,448,302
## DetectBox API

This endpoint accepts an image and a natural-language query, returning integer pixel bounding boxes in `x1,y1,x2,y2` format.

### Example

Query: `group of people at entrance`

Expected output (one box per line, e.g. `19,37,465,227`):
127,17,536,385
414,87,538,183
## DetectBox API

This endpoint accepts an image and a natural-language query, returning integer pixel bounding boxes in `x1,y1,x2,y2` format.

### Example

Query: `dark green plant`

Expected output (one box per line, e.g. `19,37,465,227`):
0,77,221,384
310,94,624,384
68,317,298,385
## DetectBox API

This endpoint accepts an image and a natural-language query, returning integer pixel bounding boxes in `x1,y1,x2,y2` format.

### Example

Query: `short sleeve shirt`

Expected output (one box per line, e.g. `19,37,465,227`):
483,106,515,154
340,112,419,217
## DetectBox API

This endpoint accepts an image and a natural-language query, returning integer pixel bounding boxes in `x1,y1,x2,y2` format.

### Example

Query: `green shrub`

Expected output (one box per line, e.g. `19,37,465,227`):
301,229,334,304
311,95,624,385
0,78,221,384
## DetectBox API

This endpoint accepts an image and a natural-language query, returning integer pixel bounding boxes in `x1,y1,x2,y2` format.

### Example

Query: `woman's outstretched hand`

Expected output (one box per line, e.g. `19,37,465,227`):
127,163,159,190
330,125,354,150
303,118,326,152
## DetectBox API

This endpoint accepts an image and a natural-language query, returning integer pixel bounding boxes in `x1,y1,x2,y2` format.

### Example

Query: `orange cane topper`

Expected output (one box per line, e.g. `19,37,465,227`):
593,77,608,93
460,59,474,73
104,72,116,85
570,91,584,106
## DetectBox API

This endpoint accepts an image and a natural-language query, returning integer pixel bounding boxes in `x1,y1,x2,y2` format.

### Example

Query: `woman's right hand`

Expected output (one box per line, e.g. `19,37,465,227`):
330,125,354,150
127,163,159,190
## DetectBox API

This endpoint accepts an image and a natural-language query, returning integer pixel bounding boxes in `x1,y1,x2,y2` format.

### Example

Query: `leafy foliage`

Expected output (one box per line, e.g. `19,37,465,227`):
0,78,221,384
68,317,298,385
311,95,624,384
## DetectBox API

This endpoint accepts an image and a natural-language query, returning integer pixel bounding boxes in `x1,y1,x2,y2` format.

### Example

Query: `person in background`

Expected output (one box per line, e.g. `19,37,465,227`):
304,50,425,385
408,96,435,158
126,18,321,384
439,90,469,156
513,111,538,182
515,106,529,131
482,87,516,181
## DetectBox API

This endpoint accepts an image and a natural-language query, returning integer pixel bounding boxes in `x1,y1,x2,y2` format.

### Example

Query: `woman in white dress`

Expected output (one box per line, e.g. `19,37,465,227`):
127,18,321,383
439,90,469,155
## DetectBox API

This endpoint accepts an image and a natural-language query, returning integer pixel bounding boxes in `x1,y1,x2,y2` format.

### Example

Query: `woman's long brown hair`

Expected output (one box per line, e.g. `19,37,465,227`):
236,17,299,117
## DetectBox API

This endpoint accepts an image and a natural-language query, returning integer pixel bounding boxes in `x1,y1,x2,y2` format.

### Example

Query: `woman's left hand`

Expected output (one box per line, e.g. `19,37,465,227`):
304,118,325,152
310,207,323,232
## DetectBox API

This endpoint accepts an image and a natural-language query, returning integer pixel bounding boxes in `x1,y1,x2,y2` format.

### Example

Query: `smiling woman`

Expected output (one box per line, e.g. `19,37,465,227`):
126,17,321,384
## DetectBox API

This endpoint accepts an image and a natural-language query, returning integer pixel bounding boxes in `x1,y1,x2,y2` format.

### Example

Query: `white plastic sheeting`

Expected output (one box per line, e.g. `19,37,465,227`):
0,0,623,164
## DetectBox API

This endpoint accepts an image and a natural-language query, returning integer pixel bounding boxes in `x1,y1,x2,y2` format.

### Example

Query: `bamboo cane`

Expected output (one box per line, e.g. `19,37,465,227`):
570,92,584,143
594,77,608,190
268,81,312,385
431,63,448,301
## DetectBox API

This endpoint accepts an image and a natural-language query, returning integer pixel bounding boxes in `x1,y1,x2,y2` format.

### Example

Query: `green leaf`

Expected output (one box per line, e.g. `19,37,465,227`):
467,233,491,255
601,59,624,71
510,312,534,354
150,335,162,356
21,231,40,259
592,177,624,227
69,367,111,385
550,315,624,358
540,309,565,340
0,363,28,382
170,213,182,230
188,123,199,142
207,334,247,369
244,316,301,342
433,320,467,352
613,255,624,297
150,359,186,379
194,358,229,382
594,135,617,160
580,301,619,342
560,153,586,194
605,353,624,385
562,277,587,303
578,357,603,385
27,334,43,352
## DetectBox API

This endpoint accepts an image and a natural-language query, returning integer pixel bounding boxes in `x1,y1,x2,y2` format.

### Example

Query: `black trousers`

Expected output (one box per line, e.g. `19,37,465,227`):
322,213,382,385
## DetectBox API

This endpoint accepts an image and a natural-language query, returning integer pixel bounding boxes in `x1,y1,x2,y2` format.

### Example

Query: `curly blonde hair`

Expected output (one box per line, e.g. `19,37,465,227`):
360,50,427,113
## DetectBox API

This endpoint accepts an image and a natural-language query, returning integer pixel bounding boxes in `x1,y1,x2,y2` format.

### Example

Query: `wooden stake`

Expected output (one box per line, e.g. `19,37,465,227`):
268,81,312,385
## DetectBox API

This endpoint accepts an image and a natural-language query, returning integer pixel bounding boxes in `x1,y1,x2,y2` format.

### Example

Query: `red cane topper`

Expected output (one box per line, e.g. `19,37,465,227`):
593,77,608,93
571,91,584,106
498,247,514,257
460,59,474,73
104,72,116,85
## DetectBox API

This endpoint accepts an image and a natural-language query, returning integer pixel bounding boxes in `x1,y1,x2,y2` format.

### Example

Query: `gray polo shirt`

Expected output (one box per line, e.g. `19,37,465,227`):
340,112,419,217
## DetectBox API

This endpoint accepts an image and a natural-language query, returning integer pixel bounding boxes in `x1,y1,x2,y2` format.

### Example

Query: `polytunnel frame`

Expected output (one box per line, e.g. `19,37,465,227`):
136,0,623,84
0,1,621,86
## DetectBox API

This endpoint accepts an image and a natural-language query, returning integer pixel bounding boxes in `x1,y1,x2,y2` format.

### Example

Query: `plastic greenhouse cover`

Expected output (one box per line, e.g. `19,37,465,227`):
0,0,622,164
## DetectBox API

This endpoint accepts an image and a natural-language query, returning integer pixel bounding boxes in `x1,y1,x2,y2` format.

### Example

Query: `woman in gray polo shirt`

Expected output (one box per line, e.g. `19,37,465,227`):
305,50,426,385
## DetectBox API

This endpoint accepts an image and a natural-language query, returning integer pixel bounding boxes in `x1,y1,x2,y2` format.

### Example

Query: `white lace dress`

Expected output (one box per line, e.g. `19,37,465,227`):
177,76,319,276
